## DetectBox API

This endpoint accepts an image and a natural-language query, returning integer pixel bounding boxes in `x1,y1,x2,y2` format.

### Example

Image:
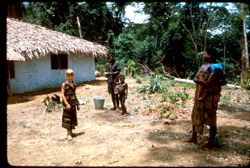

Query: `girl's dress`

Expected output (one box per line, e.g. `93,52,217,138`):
62,82,79,129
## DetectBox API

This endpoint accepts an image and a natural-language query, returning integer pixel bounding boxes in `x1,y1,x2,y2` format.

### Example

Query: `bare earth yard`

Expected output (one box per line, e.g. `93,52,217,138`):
7,77,250,166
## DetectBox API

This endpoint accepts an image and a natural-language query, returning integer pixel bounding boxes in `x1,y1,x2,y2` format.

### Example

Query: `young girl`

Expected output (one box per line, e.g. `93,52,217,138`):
61,69,80,140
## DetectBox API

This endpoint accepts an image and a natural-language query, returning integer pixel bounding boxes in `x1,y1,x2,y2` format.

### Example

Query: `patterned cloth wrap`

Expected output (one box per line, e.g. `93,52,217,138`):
62,82,79,129
191,63,222,134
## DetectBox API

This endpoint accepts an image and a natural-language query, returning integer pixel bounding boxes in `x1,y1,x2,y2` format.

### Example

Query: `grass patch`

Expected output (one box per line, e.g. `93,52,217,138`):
235,145,248,155
220,95,230,107
160,88,189,105
212,136,224,148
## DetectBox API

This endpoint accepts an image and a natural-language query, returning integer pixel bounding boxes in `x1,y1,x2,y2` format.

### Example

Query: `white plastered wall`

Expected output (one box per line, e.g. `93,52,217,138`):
10,53,95,93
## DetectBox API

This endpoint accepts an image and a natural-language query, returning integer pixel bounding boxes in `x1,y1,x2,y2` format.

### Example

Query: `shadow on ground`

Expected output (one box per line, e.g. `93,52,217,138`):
72,131,85,138
8,95,36,104
143,123,250,166
217,125,250,156
78,78,107,87
218,104,250,121
94,109,129,123
7,79,107,105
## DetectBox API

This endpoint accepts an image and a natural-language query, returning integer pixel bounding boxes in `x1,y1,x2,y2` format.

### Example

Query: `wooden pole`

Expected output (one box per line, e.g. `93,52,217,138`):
77,16,83,39
7,62,12,96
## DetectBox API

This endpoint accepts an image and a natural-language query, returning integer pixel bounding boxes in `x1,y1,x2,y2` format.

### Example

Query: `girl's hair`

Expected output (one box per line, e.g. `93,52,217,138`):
65,69,74,75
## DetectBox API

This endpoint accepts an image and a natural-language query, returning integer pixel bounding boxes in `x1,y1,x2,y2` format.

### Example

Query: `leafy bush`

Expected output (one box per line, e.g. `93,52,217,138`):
154,66,164,74
45,101,56,112
137,76,166,94
95,57,107,74
160,93,169,102
135,75,142,84
137,85,147,93
177,88,189,102
127,59,138,77
160,87,189,104
162,106,169,113
242,78,250,90
186,71,195,79
160,112,178,120
167,93,178,104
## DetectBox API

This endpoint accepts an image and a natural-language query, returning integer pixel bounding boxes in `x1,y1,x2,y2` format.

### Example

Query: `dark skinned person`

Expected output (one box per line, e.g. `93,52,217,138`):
104,54,121,110
187,48,227,150
115,75,128,115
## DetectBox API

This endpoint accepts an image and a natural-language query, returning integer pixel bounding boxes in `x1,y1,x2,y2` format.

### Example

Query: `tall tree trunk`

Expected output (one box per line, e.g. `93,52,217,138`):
77,16,83,38
223,19,226,71
188,3,199,68
240,3,250,88
203,2,212,51
223,32,226,71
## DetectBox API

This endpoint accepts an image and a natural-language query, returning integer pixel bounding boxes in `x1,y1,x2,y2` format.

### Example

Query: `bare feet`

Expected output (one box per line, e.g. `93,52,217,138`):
121,112,126,115
201,140,214,151
121,111,130,116
67,135,73,141
110,107,116,110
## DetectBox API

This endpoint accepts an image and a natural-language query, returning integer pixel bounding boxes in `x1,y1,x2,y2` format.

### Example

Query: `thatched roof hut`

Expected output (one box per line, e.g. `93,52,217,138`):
6,18,109,95
7,18,108,61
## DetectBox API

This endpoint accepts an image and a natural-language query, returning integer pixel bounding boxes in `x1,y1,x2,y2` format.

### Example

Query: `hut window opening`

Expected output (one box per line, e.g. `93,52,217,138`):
7,61,15,79
51,54,68,69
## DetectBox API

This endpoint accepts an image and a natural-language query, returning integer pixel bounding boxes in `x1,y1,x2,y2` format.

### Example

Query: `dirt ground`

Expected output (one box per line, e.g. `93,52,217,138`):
7,77,250,166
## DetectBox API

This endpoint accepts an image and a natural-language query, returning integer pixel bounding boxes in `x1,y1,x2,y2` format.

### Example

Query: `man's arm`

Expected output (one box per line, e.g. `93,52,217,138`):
104,63,111,77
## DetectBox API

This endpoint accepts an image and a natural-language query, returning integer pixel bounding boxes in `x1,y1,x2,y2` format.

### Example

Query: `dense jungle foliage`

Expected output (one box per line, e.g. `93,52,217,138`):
7,1,250,88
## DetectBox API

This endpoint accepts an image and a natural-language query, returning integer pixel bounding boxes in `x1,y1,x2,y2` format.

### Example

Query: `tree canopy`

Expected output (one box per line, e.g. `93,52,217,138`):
8,1,250,87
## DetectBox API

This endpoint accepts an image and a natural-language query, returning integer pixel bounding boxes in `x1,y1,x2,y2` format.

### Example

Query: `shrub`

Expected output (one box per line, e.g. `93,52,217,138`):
137,85,147,93
135,75,142,84
177,87,189,102
127,59,138,77
154,66,164,74
162,106,169,113
242,78,250,90
137,76,166,94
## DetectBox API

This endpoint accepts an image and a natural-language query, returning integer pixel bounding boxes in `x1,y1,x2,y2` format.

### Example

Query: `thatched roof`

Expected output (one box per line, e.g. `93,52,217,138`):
7,18,108,61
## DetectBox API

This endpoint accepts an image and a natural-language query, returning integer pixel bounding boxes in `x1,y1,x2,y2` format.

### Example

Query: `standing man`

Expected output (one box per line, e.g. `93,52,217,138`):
104,54,121,110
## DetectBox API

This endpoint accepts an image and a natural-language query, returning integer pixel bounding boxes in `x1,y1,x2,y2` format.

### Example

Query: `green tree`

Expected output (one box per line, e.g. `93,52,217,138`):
238,3,250,89
22,2,126,44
